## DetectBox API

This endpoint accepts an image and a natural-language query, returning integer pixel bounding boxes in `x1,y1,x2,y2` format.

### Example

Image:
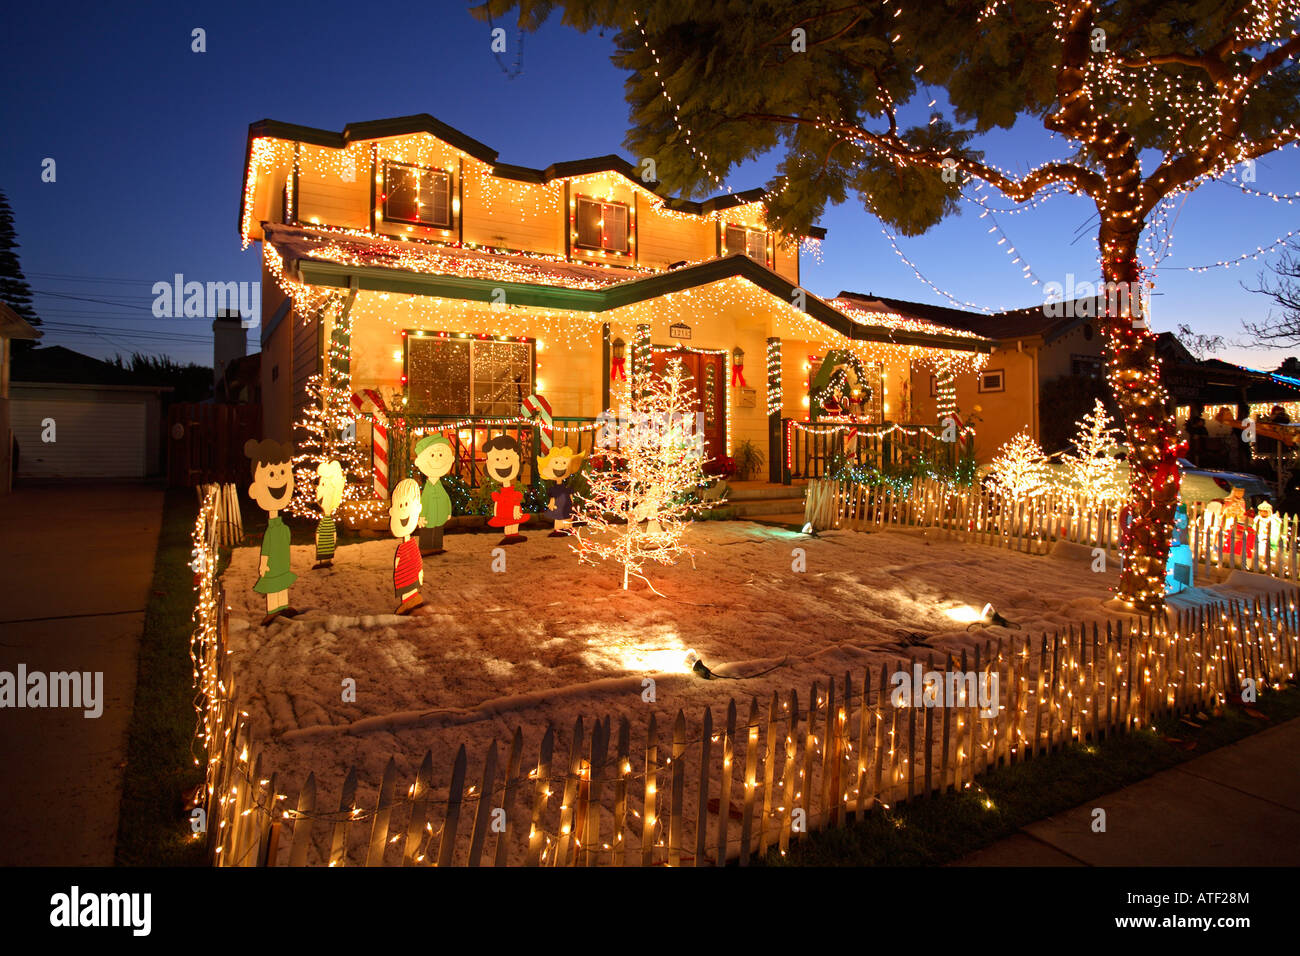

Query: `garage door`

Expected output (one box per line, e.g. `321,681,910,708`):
10,399,146,478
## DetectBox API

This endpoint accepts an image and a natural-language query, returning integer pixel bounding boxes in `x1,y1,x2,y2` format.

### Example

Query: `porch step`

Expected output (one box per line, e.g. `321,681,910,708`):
725,496,807,517
723,480,809,501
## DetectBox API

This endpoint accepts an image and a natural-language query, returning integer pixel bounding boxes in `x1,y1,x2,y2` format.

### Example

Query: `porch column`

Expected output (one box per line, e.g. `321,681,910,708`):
766,336,783,484
632,323,651,396
601,322,611,412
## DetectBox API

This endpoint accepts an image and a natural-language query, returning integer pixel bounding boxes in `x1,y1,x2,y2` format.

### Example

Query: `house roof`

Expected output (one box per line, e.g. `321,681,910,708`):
242,114,827,241
0,300,41,341
268,226,990,354
11,345,136,385
836,291,1103,345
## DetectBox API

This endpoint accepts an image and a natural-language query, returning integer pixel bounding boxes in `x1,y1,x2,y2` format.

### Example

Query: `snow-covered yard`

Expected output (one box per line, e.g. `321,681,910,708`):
219,519,1282,863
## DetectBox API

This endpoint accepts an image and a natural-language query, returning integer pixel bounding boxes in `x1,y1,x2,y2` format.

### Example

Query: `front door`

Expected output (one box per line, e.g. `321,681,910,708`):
649,348,726,466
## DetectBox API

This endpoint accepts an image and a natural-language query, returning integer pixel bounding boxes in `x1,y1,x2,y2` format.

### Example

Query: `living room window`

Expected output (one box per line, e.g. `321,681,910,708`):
724,224,770,266
574,197,629,253
382,161,453,229
404,333,535,417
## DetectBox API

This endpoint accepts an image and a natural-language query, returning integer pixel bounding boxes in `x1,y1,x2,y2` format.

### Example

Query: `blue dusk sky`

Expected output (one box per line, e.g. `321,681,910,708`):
1,1,1297,369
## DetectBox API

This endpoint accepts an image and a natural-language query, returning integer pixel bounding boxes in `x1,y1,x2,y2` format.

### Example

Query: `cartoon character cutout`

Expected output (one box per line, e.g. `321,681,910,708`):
538,444,586,537
245,439,298,625
389,478,424,614
314,459,344,569
1221,486,1247,524
413,434,455,556
483,434,530,544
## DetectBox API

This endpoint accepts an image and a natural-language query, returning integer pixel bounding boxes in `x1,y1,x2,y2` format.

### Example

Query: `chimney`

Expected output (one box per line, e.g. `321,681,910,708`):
212,310,247,391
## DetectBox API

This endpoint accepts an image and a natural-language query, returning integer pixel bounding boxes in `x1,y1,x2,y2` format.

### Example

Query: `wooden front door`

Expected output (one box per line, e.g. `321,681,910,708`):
650,348,726,466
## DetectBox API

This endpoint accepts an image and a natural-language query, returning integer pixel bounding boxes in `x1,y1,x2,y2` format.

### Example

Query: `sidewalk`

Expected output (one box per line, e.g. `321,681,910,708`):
953,717,1300,866
0,483,164,865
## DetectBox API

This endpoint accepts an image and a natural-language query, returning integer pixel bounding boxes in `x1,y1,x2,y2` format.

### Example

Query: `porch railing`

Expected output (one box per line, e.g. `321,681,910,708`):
365,414,604,489
781,420,972,483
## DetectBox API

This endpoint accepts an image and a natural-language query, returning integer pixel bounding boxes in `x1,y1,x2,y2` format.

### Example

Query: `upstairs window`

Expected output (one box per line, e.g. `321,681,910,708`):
383,161,453,229
574,197,629,253
725,225,771,266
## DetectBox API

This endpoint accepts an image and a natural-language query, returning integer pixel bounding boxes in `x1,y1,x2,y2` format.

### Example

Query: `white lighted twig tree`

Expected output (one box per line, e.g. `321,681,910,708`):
573,360,709,590
988,431,1050,501
291,373,369,518
1064,399,1126,508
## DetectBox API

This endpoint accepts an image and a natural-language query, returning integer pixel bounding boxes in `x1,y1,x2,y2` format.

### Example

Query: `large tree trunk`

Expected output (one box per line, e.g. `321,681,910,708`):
1101,216,1178,613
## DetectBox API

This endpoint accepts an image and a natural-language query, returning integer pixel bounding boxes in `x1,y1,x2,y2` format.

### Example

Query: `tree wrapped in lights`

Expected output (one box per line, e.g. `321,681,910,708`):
573,360,709,590
988,431,1049,501
1064,399,1125,508
290,372,370,519
489,1,1300,612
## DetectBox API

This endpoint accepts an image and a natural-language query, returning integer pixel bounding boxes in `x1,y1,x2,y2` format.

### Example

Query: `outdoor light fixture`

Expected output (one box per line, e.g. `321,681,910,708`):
967,602,1020,631
801,521,819,537
684,649,715,680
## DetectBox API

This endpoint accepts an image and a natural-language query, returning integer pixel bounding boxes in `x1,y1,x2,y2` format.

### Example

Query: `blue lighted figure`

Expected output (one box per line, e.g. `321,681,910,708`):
1165,503,1194,595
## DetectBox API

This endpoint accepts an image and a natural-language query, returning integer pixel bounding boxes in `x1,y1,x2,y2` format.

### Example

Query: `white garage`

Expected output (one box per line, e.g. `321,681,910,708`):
10,383,166,479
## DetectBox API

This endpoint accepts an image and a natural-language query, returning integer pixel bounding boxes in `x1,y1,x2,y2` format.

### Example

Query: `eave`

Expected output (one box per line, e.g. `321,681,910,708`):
290,251,988,354
241,114,828,242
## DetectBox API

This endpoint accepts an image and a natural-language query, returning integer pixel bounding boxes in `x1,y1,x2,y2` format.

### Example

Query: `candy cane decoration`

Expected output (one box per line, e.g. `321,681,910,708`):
521,393,553,454
351,390,390,499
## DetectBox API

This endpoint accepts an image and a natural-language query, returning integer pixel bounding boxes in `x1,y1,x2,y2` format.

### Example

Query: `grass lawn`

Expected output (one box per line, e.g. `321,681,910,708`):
114,488,209,866
761,684,1300,866
113,491,382,864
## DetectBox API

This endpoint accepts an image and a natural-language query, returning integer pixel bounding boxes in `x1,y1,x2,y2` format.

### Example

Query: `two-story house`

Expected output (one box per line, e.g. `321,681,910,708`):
240,114,1001,494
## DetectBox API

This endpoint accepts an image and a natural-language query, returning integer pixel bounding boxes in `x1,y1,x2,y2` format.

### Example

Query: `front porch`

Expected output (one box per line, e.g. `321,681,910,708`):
367,412,965,492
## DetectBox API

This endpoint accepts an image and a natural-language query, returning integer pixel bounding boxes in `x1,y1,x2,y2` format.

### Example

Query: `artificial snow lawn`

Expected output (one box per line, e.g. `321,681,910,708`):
220,521,1285,864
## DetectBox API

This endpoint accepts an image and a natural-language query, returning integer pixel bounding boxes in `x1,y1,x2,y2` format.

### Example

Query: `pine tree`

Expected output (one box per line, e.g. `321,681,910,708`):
573,359,709,590
988,431,1049,501
1064,399,1125,508
290,373,371,519
0,189,41,345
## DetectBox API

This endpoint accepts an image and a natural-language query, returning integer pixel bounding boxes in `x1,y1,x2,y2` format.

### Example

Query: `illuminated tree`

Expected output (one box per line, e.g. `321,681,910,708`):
291,373,370,519
1064,399,1125,507
988,431,1049,501
484,0,1300,612
573,360,709,590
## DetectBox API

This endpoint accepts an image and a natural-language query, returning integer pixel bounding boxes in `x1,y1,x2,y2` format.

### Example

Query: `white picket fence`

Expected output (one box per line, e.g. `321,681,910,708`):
189,482,1299,866
805,477,1300,583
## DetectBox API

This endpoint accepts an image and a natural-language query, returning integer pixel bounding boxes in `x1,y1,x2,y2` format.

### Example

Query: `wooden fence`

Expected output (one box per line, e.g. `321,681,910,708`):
805,476,1300,583
168,402,262,488
192,483,1299,867
782,421,968,483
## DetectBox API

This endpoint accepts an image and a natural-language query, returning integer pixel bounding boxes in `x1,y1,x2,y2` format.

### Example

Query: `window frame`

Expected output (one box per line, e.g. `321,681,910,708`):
381,160,454,230
723,223,772,267
572,195,631,254
977,369,1005,394
402,330,536,418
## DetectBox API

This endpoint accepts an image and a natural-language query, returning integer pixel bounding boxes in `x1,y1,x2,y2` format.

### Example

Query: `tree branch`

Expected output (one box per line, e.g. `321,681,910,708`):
734,111,1103,201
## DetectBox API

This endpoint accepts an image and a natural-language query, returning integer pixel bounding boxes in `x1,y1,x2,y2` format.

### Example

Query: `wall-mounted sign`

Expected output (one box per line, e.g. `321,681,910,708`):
669,322,692,340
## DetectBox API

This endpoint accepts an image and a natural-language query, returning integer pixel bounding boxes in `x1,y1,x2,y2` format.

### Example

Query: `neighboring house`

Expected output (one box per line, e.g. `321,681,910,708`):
839,292,1107,458
9,346,170,479
1,300,42,493
240,114,994,484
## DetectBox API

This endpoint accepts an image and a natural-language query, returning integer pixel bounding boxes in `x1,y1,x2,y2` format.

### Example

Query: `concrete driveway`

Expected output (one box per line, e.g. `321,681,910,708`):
0,483,163,865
